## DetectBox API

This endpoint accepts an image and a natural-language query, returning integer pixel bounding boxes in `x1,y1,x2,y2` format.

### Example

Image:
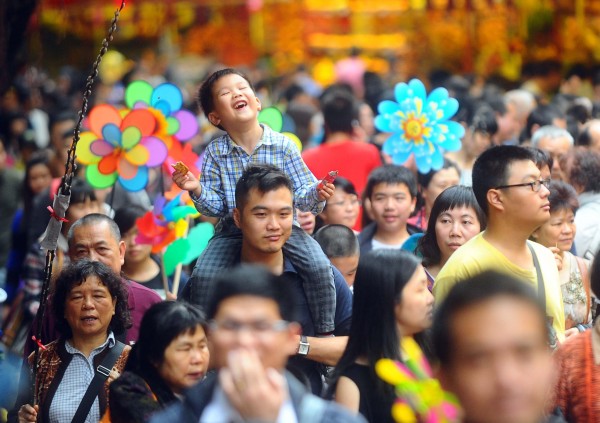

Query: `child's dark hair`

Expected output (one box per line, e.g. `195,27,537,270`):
198,68,255,127
314,224,359,259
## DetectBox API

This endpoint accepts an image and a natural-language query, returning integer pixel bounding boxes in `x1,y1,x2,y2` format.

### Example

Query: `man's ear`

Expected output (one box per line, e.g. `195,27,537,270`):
208,112,221,127
410,195,417,213
233,208,241,229
255,96,262,111
530,228,540,240
119,240,126,266
486,189,505,213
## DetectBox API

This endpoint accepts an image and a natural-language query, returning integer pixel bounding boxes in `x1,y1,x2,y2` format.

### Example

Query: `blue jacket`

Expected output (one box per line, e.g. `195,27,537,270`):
149,371,366,423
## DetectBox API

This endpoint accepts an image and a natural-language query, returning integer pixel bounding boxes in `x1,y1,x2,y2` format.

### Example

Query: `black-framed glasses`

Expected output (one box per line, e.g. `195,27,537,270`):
494,178,551,192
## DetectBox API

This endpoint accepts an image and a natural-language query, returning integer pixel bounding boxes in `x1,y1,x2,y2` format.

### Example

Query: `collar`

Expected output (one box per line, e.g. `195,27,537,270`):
65,331,116,356
222,124,273,154
282,256,297,274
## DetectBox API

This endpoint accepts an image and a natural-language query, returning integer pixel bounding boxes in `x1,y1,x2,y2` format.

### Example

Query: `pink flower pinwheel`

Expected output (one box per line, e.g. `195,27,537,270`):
78,104,169,192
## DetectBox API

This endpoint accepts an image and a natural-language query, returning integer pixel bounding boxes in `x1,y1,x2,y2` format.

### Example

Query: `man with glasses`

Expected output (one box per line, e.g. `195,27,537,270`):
151,265,364,423
434,145,565,342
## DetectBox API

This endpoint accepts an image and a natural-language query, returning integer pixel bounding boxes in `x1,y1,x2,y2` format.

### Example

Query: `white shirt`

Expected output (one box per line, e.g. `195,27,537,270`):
200,383,297,423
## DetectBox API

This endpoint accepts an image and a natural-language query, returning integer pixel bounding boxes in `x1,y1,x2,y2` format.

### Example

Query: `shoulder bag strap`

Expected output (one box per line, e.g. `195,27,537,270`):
71,340,126,423
527,243,546,312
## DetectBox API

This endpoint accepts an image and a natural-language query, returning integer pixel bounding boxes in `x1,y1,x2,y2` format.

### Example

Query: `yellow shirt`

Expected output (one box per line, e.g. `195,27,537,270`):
433,232,565,341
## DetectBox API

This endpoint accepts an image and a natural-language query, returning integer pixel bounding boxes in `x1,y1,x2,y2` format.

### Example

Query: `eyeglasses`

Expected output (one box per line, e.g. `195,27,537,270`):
494,178,551,192
208,319,290,335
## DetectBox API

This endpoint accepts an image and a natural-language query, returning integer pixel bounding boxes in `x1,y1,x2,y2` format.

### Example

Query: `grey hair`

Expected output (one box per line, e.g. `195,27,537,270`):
504,89,536,120
531,125,574,148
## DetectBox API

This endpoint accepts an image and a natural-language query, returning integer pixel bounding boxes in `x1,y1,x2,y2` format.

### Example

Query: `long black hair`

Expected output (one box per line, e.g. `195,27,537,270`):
328,249,421,398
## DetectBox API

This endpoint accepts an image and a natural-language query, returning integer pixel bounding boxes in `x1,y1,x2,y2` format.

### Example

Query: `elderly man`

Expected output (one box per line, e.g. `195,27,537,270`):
152,265,364,423
24,213,161,356
531,125,574,180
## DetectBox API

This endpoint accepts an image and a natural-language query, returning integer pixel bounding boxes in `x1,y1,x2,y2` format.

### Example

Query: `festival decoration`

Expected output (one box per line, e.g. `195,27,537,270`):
135,193,198,254
375,337,460,423
374,79,464,173
258,106,303,151
125,80,199,142
77,105,169,191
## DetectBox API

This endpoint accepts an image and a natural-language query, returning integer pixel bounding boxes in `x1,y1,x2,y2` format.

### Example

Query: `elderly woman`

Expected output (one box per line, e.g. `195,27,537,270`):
10,259,131,423
105,301,210,423
530,180,592,337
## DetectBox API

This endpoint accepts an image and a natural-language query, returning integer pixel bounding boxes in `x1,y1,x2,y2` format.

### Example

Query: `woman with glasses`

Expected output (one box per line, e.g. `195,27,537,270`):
408,159,461,231
530,180,592,338
315,177,361,232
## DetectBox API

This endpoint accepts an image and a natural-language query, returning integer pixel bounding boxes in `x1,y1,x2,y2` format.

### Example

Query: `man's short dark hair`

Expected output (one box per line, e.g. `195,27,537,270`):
363,164,418,201
525,104,565,141
314,224,359,258
432,270,547,367
206,264,298,323
322,90,358,135
472,145,535,215
234,164,293,212
67,213,122,245
198,68,255,129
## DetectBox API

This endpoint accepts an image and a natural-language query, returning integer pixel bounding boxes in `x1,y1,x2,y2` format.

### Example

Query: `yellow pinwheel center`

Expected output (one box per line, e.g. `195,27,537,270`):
401,112,430,145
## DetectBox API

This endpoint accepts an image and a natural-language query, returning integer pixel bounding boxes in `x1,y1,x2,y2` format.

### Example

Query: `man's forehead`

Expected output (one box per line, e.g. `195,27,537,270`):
71,223,118,244
215,295,282,319
506,159,539,179
449,298,547,351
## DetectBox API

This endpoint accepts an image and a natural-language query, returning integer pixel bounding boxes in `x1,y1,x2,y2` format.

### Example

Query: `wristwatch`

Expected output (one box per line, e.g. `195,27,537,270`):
297,335,310,356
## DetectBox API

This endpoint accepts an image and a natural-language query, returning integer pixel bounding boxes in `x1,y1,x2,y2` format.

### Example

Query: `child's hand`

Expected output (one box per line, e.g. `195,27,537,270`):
172,169,201,195
317,182,335,201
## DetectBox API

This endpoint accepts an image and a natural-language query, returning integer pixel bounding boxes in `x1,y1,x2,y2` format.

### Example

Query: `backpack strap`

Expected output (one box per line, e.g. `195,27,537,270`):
71,340,126,423
527,243,546,311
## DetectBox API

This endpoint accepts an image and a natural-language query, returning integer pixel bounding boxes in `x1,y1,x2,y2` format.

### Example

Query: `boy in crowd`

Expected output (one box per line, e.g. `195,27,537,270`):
357,164,421,254
314,224,359,289
173,68,337,335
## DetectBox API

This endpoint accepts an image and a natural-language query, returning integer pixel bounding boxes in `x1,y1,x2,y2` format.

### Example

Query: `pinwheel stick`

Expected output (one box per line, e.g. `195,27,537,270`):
31,0,126,405
171,215,191,296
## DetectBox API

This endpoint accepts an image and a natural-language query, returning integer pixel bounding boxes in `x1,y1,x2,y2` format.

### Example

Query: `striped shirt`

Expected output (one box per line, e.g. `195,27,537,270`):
49,333,115,423
192,125,324,218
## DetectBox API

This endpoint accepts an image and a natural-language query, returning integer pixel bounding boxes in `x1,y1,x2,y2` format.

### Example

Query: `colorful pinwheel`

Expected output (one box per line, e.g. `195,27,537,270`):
135,193,198,254
375,79,464,173
375,337,460,423
259,106,304,152
125,80,199,142
78,104,169,191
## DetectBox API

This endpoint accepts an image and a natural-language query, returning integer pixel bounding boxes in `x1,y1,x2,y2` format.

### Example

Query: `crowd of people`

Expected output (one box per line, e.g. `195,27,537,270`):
2,57,600,423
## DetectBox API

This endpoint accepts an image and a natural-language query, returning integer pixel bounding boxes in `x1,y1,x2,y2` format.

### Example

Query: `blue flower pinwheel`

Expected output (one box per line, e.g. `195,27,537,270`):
375,79,465,173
